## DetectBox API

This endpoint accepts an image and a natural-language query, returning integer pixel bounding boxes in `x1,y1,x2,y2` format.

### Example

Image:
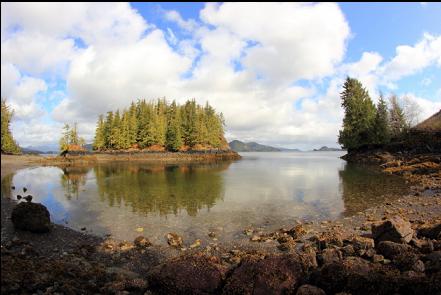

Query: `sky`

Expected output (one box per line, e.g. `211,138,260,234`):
1,2,441,150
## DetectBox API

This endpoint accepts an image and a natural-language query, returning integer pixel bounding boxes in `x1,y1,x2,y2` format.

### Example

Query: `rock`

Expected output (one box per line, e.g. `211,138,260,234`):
341,245,355,256
318,248,343,265
352,236,375,251
190,239,202,249
167,233,183,248
372,254,384,263
147,254,226,294
417,223,441,239
277,242,295,252
296,284,326,295
11,202,51,233
371,216,414,244
106,267,140,280
376,241,414,260
287,225,306,239
208,232,216,238
223,254,304,295
119,241,135,251
412,260,425,272
250,235,261,242
300,244,318,270
134,236,151,248
422,251,441,272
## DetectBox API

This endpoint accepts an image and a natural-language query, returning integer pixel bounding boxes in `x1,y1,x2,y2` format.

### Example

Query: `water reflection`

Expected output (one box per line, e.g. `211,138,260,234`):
93,162,228,216
2,152,409,243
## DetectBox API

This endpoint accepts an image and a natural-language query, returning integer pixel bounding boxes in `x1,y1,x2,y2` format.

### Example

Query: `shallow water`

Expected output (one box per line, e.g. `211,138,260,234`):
2,152,409,244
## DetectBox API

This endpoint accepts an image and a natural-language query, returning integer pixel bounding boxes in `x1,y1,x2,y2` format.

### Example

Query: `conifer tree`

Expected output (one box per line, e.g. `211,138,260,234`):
93,115,106,150
373,94,390,144
1,99,21,154
166,101,182,151
338,77,377,150
389,94,407,137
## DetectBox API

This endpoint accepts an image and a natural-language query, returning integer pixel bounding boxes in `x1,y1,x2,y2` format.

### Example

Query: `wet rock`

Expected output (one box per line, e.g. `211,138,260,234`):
371,216,414,244
417,223,441,240
287,225,307,239
119,241,135,251
190,239,202,249
412,260,425,273
296,284,326,295
277,242,295,252
372,254,384,263
352,236,375,251
250,235,261,242
300,244,318,270
341,245,355,256
314,256,400,295
223,254,304,294
422,251,441,273
318,248,343,265
106,267,140,280
147,254,226,294
11,202,51,233
376,241,414,260
167,233,183,248
134,236,152,248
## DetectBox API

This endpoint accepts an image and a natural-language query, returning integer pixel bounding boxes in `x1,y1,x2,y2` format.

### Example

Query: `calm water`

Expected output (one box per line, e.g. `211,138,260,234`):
2,152,409,244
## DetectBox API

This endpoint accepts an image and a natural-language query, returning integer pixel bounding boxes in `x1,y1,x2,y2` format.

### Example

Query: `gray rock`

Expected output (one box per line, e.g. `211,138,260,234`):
371,216,414,244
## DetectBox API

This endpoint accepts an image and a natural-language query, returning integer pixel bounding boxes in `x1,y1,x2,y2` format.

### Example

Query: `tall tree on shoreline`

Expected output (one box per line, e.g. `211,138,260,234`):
389,94,407,137
373,93,390,144
338,77,376,150
1,99,21,154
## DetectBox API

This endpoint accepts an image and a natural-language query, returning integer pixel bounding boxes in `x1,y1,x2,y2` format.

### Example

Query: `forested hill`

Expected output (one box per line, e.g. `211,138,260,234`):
93,99,230,152
229,140,300,152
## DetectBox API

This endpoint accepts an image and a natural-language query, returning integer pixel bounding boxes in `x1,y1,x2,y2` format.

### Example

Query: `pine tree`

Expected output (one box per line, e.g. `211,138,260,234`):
389,94,407,138
93,115,106,150
1,99,21,154
166,101,183,151
338,77,377,150
104,111,114,148
373,94,390,144
59,124,70,153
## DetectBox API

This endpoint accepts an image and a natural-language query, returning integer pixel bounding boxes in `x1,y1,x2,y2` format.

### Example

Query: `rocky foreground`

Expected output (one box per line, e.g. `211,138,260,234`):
1,151,440,294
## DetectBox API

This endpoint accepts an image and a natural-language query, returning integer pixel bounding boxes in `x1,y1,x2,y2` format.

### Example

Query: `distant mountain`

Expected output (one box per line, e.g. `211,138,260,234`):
313,146,344,151
84,143,94,152
23,144,58,153
229,140,300,152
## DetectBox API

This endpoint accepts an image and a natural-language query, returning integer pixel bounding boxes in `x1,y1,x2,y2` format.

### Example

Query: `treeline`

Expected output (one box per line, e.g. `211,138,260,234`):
93,99,225,151
1,99,21,154
339,77,420,151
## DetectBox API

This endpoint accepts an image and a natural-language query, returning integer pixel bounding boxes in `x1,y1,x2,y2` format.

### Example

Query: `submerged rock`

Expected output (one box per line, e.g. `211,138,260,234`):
11,202,51,233
371,216,414,244
223,254,304,294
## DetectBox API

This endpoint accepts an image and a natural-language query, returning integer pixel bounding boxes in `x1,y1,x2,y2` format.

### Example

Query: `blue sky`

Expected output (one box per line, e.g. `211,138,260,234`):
1,2,440,149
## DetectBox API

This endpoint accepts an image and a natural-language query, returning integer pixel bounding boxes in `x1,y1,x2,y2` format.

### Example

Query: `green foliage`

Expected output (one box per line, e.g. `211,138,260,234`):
373,94,390,144
93,99,226,152
388,94,408,137
59,122,85,153
1,99,21,154
338,77,377,150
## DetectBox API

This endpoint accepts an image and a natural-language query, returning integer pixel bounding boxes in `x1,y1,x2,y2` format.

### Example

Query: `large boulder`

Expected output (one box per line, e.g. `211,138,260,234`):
376,241,414,260
371,216,414,244
11,202,51,233
223,254,304,294
417,223,441,240
147,254,226,294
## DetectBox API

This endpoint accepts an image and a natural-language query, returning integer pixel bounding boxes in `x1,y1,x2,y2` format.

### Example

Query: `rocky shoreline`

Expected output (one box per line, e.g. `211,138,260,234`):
1,151,440,294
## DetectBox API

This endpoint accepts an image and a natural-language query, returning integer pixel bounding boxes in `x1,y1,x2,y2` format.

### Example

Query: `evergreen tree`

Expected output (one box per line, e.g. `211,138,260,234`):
181,99,198,147
338,77,377,150
1,99,21,154
93,115,106,150
166,101,183,151
104,111,114,148
59,123,71,153
389,94,407,137
373,94,390,144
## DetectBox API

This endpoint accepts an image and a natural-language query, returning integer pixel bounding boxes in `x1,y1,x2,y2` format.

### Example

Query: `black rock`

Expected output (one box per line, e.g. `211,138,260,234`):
11,202,51,233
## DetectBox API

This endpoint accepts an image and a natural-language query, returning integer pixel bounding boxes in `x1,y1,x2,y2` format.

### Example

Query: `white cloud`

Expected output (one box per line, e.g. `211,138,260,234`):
2,3,440,149
200,2,350,85
380,33,441,83
164,10,198,32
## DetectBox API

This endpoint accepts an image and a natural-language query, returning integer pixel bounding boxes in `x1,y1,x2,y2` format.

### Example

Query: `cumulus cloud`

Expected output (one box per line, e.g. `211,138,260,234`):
1,3,440,149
